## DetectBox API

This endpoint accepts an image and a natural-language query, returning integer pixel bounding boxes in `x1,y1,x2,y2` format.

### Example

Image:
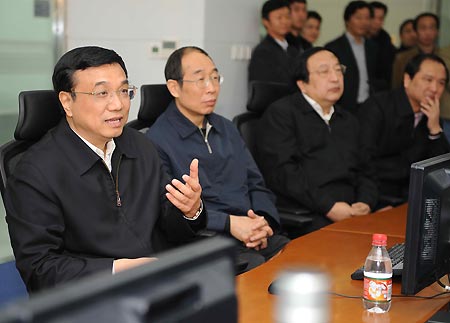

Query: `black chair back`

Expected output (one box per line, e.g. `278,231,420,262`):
233,82,312,233
126,84,173,131
0,90,63,199
233,81,292,168
246,81,292,114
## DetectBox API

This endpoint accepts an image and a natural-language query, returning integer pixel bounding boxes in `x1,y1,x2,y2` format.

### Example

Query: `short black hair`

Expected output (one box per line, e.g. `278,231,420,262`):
288,0,307,4
399,18,414,35
307,10,322,23
413,12,440,31
344,1,373,21
262,0,290,20
292,47,339,83
369,1,388,15
404,53,449,84
52,46,127,95
164,46,212,85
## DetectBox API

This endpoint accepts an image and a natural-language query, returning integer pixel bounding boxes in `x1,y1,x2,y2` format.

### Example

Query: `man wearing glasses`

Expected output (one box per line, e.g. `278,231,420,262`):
257,47,378,233
147,46,289,273
6,46,206,292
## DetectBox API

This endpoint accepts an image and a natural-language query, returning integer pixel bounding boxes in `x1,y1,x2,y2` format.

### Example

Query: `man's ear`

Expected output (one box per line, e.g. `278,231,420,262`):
262,18,270,30
297,80,307,94
59,91,73,117
403,73,411,90
166,80,180,98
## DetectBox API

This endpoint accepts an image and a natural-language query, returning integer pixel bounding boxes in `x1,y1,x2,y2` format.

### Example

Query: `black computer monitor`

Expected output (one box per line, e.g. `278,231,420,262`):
402,153,450,295
0,236,237,323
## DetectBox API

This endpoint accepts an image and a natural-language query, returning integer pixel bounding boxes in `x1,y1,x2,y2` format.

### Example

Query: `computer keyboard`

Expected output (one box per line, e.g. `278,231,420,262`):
350,243,405,280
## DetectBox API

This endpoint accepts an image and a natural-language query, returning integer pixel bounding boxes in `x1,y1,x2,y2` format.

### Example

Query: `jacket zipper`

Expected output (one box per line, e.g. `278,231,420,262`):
199,123,213,154
103,155,122,207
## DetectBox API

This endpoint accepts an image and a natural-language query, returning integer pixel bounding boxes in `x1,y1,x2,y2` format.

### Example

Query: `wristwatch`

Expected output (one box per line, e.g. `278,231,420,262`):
183,200,203,221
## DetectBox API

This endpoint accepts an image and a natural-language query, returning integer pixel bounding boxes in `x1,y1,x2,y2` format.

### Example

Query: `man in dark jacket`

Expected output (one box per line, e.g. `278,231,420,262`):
286,0,312,52
5,46,206,293
367,1,396,88
258,47,378,232
325,1,382,114
147,46,289,272
248,0,299,84
358,53,450,204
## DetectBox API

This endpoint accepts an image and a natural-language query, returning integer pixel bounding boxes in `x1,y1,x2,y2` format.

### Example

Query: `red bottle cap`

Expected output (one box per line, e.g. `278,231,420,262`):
372,233,387,246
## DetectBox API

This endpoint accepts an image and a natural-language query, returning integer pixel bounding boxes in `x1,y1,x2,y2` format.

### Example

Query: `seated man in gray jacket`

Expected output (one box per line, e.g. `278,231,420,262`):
147,46,289,272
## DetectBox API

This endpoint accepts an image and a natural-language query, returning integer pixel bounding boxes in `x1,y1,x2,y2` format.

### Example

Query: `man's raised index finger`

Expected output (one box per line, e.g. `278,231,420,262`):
189,158,199,180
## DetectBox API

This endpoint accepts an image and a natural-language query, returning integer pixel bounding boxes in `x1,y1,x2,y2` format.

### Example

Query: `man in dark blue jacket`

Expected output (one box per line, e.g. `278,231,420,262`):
6,46,206,292
147,46,289,272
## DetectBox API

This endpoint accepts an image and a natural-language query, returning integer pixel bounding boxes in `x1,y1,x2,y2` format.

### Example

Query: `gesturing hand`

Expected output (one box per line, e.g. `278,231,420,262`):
165,158,202,218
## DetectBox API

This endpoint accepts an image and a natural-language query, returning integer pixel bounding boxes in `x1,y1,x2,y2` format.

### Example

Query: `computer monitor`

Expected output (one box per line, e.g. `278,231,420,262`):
0,236,237,323
402,153,450,295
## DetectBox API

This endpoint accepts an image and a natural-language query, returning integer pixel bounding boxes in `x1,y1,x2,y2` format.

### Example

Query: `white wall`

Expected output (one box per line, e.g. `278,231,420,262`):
66,0,206,119
204,0,262,119
66,0,262,121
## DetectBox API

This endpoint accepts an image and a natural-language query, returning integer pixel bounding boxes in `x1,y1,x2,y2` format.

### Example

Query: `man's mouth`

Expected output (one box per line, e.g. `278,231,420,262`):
105,117,122,127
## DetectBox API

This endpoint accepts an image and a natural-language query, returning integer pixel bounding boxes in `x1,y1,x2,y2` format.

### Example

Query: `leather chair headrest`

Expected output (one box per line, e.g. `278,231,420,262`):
15,90,64,141
137,84,173,123
246,81,292,113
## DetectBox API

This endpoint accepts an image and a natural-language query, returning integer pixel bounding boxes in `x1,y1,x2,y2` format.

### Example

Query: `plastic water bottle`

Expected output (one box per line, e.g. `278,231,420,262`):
363,233,392,313
274,268,330,323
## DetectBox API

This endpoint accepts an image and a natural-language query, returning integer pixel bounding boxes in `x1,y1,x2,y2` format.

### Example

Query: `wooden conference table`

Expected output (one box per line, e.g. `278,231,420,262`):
236,204,450,323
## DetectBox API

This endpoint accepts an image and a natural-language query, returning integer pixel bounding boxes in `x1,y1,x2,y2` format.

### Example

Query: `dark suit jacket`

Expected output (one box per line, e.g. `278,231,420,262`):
5,119,206,292
257,91,378,216
325,34,382,113
371,28,396,88
248,35,299,84
358,87,450,199
286,33,312,52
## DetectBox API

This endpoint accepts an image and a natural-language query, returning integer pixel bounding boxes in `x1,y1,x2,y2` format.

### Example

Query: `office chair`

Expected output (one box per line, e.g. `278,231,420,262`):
126,84,173,131
0,90,61,304
0,260,27,306
0,90,63,200
233,81,313,233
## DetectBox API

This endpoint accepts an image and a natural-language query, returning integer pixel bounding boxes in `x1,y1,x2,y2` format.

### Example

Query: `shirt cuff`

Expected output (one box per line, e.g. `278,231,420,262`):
428,131,443,140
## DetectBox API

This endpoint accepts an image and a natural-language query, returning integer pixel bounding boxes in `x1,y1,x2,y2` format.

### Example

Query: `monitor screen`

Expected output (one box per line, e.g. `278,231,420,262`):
0,236,237,323
402,153,450,295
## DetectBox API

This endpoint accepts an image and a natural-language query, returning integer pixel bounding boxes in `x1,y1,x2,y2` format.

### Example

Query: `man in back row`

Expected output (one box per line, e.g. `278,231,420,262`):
392,12,440,89
249,0,299,85
257,47,378,232
147,46,289,272
325,1,381,114
6,46,206,292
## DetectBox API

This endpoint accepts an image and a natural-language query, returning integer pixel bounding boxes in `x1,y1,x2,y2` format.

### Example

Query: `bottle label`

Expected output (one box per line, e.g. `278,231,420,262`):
363,273,392,302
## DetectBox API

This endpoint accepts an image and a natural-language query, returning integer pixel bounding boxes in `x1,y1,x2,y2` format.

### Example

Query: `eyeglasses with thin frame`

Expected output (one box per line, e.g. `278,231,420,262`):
71,85,138,101
311,64,347,78
179,74,224,89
